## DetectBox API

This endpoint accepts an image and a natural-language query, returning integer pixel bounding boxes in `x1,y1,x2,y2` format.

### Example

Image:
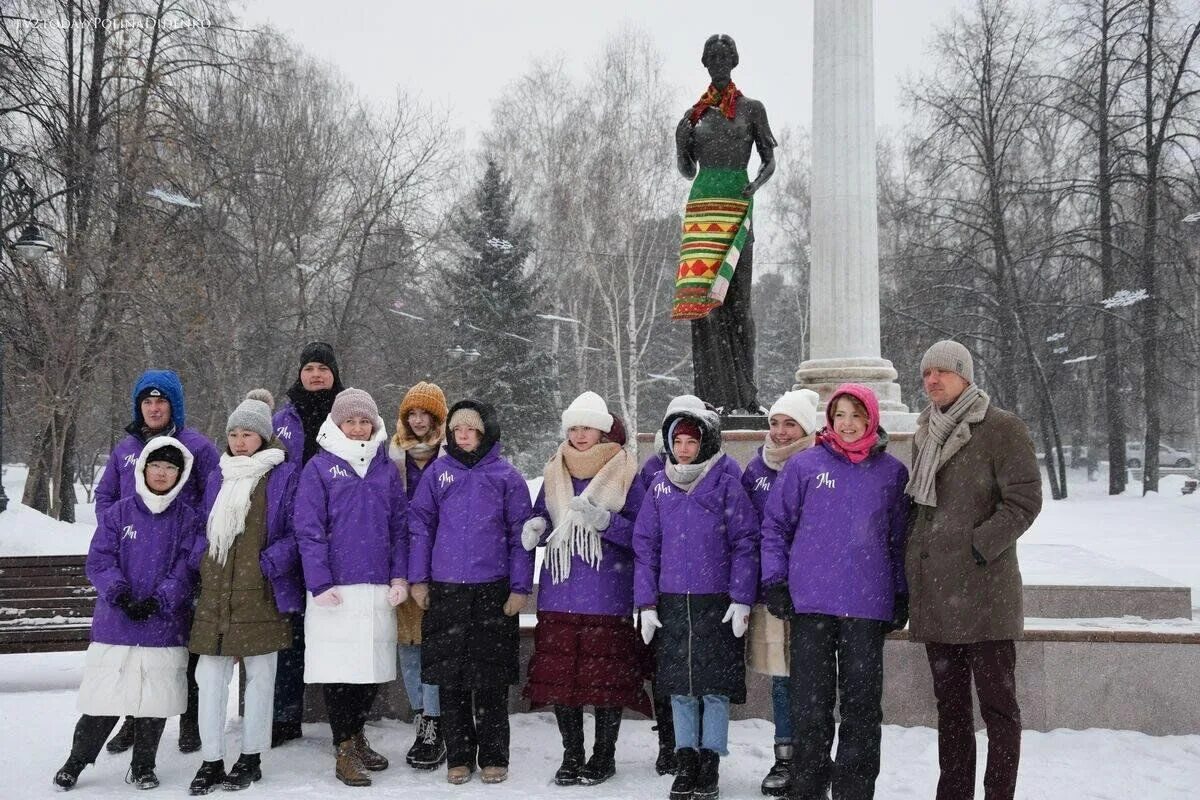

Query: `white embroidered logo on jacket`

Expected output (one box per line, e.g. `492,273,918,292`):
121,525,137,541
653,481,672,498
123,454,137,468
753,476,772,493
438,471,455,489
816,471,836,490
328,464,350,479
276,426,292,440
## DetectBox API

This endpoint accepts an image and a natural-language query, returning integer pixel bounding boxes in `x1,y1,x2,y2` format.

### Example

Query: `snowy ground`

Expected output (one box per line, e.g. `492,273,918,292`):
1,653,1198,800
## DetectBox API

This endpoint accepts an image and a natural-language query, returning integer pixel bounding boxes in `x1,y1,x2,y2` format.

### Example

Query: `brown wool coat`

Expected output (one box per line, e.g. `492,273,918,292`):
190,479,292,657
905,405,1043,644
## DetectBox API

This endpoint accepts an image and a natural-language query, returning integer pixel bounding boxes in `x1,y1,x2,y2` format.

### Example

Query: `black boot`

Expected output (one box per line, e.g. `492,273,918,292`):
106,717,136,754
407,714,447,770
188,760,226,795
271,721,302,748
654,695,677,775
760,743,793,796
669,748,699,800
405,711,424,767
223,753,262,790
693,749,719,800
127,765,160,790
177,720,201,755
553,705,586,786
53,757,86,790
579,707,620,786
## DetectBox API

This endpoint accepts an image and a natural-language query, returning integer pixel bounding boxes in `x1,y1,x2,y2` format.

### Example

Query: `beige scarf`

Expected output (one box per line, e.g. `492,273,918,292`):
665,453,721,493
542,441,637,584
762,433,815,472
388,439,445,493
907,385,990,507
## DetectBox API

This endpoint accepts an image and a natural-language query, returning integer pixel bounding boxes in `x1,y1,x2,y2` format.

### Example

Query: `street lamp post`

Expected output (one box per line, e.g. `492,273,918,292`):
0,146,55,513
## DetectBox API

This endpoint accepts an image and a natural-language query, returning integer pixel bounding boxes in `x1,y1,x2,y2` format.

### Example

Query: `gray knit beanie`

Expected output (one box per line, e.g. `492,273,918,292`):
920,340,974,384
226,396,274,441
331,388,379,428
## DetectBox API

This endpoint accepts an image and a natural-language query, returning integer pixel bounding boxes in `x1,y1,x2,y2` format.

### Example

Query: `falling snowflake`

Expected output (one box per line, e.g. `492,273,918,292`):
1101,289,1149,309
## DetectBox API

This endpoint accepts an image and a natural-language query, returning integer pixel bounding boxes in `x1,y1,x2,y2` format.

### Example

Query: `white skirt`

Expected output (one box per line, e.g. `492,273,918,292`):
304,583,397,685
77,643,189,717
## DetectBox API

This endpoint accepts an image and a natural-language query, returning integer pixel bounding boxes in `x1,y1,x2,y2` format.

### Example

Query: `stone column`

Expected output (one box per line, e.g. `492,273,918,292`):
796,0,915,430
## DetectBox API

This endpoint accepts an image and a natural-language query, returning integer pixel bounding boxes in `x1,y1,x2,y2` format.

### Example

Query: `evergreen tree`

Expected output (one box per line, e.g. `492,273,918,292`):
435,160,558,472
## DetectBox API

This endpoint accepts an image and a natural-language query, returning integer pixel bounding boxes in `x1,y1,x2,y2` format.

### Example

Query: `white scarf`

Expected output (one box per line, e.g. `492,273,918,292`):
206,447,286,565
665,453,721,493
316,415,387,478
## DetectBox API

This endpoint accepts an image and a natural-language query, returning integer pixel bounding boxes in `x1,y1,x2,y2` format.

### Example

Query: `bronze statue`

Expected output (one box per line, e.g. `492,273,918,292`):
672,34,776,416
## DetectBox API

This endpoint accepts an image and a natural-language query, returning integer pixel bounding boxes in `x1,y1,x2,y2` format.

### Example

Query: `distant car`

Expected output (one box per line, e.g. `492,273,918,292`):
1125,441,1195,469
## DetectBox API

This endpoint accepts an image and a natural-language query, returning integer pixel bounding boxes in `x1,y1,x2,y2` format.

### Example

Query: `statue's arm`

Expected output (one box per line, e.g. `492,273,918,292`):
743,100,777,197
675,110,698,180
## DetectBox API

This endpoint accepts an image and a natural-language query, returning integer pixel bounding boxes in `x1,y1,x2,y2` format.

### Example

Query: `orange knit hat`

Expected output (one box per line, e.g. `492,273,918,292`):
398,381,448,433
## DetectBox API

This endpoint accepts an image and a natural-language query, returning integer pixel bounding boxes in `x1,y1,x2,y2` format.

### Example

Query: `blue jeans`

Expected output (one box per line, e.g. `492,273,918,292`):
672,694,730,756
772,676,794,743
398,644,440,716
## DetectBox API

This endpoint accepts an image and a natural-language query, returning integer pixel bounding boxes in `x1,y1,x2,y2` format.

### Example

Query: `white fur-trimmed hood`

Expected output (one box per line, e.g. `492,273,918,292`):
134,435,195,514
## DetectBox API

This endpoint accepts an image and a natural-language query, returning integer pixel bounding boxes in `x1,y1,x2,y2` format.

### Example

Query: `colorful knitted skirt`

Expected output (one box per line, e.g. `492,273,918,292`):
672,167,753,321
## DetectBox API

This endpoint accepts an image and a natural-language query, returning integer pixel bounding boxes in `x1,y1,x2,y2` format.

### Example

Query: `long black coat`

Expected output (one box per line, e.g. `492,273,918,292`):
653,592,746,703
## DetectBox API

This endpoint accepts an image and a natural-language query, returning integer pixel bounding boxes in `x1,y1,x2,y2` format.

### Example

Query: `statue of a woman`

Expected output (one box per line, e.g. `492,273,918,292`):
673,34,776,415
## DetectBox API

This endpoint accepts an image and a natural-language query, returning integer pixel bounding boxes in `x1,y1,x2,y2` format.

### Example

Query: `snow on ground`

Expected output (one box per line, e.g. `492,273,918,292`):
1,653,1198,799
0,465,95,555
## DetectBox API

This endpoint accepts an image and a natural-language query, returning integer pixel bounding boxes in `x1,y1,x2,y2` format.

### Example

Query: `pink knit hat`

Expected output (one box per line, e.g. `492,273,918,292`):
331,388,379,429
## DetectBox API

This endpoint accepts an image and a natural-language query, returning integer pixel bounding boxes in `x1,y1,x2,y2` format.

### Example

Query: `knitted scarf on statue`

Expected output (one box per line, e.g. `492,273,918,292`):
690,82,742,124
542,441,637,585
207,446,286,566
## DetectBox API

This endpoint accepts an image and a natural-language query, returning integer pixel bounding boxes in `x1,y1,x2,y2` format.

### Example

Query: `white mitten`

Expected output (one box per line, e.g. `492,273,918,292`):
521,517,547,551
639,608,662,645
722,602,751,638
570,495,612,530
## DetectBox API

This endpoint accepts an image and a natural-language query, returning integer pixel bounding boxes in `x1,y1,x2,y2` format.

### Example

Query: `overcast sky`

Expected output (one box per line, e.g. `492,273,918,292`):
237,0,969,145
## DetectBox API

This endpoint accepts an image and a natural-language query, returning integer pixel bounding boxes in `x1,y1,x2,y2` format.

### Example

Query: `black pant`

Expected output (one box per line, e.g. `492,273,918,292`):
690,229,757,412
441,685,510,770
323,683,379,745
789,614,886,800
71,715,166,768
274,611,306,724
925,641,1021,800
181,651,199,738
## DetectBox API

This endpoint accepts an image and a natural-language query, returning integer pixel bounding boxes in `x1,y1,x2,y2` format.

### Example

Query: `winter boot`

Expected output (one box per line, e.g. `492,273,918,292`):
128,765,160,790
177,726,202,755
760,743,793,796
654,694,677,775
188,760,226,795
579,707,620,786
352,731,388,771
553,705,586,786
481,765,509,784
407,714,447,770
335,740,371,787
693,749,720,800
106,717,136,754
405,711,424,767
271,721,302,748
222,753,262,791
669,748,699,800
53,757,86,790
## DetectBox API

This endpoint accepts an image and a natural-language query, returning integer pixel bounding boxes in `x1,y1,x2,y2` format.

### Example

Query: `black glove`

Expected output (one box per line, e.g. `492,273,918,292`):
764,583,792,620
887,593,910,633
126,597,160,622
114,592,136,619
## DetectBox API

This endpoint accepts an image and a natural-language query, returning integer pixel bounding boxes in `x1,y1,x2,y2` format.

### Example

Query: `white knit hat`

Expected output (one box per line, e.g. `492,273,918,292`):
561,391,614,437
768,389,819,436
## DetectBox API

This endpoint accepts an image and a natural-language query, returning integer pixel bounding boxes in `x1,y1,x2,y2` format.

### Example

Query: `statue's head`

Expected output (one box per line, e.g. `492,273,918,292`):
701,34,739,75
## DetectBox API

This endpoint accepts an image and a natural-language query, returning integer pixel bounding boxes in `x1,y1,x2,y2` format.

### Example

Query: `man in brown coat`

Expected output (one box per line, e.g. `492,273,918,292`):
904,340,1042,800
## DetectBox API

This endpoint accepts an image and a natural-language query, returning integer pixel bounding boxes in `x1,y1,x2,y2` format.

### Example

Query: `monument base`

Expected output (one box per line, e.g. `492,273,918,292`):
794,356,919,433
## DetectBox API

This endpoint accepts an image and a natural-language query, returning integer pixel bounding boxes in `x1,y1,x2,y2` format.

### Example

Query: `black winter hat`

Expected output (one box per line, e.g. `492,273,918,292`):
298,341,340,382
135,385,169,406
145,443,185,471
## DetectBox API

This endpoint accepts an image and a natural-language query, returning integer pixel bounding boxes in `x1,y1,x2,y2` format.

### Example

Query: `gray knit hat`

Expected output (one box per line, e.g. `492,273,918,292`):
331,388,379,428
226,395,274,440
920,340,974,384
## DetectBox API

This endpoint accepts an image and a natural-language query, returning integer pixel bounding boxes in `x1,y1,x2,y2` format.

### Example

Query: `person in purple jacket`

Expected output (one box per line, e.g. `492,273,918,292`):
520,392,647,787
270,341,345,746
92,369,217,757
54,437,202,791
742,388,819,798
408,400,534,787
760,383,911,800
294,388,409,788
633,404,758,800
186,391,302,795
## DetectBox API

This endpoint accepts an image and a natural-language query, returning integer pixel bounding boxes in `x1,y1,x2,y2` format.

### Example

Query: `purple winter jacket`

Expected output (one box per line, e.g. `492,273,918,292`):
193,459,305,614
760,439,911,622
87,496,202,647
294,446,409,596
530,476,647,616
741,448,778,521
95,428,219,519
637,454,665,494
272,404,304,465
633,453,759,608
407,443,535,594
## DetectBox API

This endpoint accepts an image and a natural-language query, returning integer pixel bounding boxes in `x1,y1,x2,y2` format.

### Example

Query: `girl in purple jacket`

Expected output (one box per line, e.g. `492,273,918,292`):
54,437,202,791
408,400,534,786
521,392,647,787
760,383,911,800
633,405,758,800
295,388,409,788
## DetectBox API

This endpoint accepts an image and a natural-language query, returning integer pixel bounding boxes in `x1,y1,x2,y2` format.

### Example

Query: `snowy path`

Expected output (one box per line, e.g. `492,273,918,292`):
2,655,1199,799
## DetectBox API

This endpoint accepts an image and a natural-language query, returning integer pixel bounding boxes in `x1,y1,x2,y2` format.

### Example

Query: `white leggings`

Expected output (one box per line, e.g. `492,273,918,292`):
196,652,278,762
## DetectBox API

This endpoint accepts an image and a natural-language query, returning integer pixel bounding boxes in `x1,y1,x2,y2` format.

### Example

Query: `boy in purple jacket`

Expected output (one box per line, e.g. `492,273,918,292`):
408,400,534,786
760,384,911,800
54,437,202,791
633,405,758,800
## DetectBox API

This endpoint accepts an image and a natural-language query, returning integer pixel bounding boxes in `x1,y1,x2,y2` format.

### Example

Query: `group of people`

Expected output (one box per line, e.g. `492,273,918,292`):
51,338,1042,800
